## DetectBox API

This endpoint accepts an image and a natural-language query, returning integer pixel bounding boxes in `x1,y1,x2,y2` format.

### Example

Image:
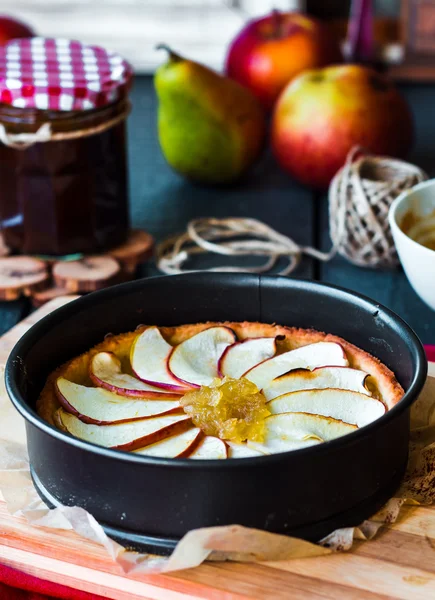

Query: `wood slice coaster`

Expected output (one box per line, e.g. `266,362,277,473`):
108,230,154,274
31,285,70,308
0,257,49,301
53,256,121,293
0,229,154,304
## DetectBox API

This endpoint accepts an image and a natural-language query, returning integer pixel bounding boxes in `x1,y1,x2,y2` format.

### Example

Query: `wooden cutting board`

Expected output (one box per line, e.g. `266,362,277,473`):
1,298,435,600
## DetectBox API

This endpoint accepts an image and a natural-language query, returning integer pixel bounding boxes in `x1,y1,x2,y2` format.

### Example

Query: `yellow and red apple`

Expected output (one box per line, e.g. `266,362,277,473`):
225,11,341,109
272,65,414,189
0,15,33,44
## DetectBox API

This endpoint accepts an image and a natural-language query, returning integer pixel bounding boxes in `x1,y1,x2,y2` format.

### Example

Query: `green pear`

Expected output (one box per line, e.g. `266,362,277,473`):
155,46,266,185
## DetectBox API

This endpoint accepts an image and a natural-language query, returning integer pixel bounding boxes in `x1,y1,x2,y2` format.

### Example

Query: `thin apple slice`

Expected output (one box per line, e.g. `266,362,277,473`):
248,437,320,455
218,338,277,379
243,342,348,390
56,378,180,425
130,327,189,392
247,412,356,455
263,366,370,401
134,427,202,458
55,409,191,451
168,326,237,387
188,435,228,459
226,441,266,458
268,389,385,427
90,352,182,399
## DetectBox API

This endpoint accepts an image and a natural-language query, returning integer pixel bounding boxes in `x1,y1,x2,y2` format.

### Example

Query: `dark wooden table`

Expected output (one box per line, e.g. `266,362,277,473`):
1,77,434,343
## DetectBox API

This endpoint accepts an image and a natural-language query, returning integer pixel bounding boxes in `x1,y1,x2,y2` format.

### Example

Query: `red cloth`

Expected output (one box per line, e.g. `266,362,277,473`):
2,344,435,598
425,345,435,363
0,564,106,600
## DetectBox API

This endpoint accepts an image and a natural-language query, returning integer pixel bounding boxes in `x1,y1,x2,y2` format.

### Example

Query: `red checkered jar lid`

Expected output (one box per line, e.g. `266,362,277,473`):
0,37,133,111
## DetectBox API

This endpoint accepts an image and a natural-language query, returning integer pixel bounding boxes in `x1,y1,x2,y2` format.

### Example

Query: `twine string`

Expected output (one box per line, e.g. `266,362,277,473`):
329,147,426,267
156,148,427,275
157,216,334,276
0,103,131,149
0,123,52,149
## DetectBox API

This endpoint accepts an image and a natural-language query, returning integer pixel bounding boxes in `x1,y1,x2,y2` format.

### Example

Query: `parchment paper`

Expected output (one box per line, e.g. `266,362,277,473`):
0,366,434,573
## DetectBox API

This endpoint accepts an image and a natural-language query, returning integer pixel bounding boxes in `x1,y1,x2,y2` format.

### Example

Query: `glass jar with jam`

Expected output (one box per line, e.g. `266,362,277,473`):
0,38,133,257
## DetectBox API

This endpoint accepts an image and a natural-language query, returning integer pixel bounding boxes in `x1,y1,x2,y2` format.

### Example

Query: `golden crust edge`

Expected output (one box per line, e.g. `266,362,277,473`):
37,321,404,427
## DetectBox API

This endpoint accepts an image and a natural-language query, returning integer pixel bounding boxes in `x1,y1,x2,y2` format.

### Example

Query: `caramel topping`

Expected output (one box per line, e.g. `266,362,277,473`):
180,377,270,443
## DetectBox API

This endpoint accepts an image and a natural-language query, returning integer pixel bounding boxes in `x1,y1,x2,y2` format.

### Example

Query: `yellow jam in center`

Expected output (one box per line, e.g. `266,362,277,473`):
180,377,270,443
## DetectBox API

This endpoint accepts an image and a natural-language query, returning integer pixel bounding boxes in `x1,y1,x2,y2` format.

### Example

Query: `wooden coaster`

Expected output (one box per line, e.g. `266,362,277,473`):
0,256,49,301
52,256,121,293
108,230,154,274
31,285,70,308
0,229,154,304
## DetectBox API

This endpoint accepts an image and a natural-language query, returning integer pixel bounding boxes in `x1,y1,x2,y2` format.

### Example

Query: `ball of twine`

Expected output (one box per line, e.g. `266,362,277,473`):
156,147,427,276
329,147,427,267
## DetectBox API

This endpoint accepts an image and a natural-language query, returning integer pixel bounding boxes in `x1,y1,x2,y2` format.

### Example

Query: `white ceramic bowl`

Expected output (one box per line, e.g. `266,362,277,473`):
389,179,435,311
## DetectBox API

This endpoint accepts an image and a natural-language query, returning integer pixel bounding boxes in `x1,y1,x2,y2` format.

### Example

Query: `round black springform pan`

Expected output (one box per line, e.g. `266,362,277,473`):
5,273,427,554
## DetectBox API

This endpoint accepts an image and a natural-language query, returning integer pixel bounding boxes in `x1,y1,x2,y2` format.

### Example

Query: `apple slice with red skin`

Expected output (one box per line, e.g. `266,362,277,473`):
188,435,228,459
55,378,181,425
218,337,277,379
226,441,266,458
263,366,370,401
268,389,385,427
90,352,182,399
248,412,356,455
130,327,190,392
55,409,191,451
168,326,237,387
134,427,202,458
243,342,348,390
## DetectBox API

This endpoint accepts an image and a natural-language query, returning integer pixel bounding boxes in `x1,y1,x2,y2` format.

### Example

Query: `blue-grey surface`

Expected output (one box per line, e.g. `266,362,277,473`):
128,78,314,279
0,77,433,344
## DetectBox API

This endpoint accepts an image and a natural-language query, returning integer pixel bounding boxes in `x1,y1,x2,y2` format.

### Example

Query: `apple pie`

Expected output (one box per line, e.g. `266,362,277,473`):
37,322,404,459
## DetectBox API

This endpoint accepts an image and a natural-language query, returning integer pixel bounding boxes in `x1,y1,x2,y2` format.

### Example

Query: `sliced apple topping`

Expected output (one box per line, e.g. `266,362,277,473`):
56,409,191,451
218,337,277,379
268,389,385,427
130,327,189,392
52,323,389,460
243,342,348,390
56,378,180,425
248,412,357,455
188,436,227,459
134,427,201,458
90,352,181,399
248,437,320,454
226,441,266,458
263,366,370,401
168,326,236,387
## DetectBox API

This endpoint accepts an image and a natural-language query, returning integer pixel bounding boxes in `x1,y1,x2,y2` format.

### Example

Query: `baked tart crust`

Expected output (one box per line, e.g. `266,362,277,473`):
37,322,404,434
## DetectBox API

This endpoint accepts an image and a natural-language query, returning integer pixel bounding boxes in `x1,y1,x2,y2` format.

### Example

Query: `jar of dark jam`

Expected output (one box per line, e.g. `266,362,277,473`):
0,37,133,257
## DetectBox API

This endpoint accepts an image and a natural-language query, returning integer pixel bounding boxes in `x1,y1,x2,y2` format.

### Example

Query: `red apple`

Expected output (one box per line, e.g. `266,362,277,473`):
271,65,414,189
0,15,34,45
225,11,341,109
